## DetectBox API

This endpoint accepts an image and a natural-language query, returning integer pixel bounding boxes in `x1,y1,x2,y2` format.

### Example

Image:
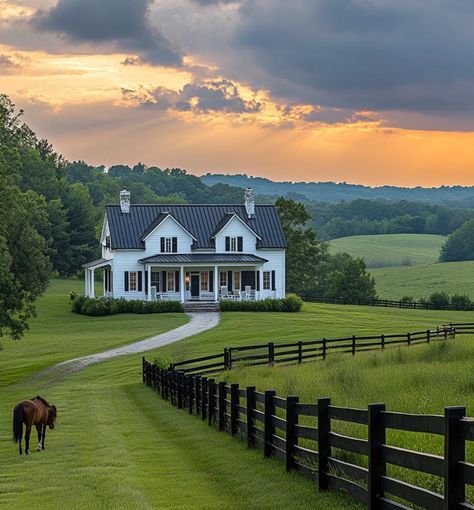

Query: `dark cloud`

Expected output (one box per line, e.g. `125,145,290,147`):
0,54,18,68
233,0,474,115
124,79,261,113
33,0,182,66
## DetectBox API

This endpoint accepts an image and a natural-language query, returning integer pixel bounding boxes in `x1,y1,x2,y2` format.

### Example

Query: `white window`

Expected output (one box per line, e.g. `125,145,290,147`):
230,237,237,251
263,271,271,290
201,272,209,291
151,271,160,290
129,271,137,291
165,238,172,253
220,272,227,288
167,272,175,292
233,271,240,291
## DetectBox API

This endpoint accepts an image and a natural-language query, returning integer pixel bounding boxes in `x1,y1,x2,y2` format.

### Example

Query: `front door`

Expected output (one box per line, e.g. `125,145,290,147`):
191,274,200,298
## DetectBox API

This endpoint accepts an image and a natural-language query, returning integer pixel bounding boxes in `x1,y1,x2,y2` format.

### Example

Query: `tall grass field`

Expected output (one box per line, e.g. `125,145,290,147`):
329,233,445,268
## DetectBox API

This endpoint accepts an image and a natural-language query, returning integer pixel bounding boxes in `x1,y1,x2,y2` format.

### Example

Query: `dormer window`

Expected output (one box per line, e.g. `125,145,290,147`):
225,236,243,252
160,237,178,253
105,235,111,248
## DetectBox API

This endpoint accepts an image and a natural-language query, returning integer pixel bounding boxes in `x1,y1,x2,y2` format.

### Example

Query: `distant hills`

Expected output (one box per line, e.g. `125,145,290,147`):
200,174,474,206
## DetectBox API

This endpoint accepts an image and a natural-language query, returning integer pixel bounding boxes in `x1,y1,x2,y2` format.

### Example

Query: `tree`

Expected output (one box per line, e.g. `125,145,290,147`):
440,219,474,262
275,197,328,293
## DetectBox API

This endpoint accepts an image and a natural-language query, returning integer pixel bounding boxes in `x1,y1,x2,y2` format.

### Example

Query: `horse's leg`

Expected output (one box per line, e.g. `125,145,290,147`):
41,424,46,450
25,425,31,455
36,424,42,451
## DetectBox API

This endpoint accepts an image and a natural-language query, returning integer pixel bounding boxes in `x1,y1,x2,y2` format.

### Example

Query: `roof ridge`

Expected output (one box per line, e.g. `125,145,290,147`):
105,203,276,207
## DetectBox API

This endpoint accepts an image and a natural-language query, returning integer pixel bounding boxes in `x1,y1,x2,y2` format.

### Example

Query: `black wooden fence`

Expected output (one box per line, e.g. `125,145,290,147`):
168,322,473,376
303,295,474,311
143,358,474,510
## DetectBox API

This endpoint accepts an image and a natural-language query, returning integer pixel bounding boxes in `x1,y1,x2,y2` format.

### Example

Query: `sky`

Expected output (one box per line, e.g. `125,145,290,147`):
2,0,474,186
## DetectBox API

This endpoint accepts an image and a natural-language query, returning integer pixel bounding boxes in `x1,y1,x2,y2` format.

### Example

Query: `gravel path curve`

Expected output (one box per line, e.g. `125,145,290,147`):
37,312,220,381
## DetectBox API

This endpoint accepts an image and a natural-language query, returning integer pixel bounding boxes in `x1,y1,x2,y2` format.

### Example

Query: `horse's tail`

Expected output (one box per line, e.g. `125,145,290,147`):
12,404,24,443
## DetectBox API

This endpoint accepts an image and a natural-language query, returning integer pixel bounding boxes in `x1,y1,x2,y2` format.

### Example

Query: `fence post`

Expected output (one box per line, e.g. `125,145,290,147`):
223,348,229,370
381,334,385,350
298,341,303,364
368,403,386,510
177,372,183,409
201,376,208,421
142,357,146,384
246,386,256,448
228,348,233,370
285,395,299,472
322,338,327,360
268,342,275,366
208,379,216,426
318,397,331,491
444,406,466,509
264,390,276,458
352,335,356,356
218,382,226,431
195,377,201,416
230,383,239,436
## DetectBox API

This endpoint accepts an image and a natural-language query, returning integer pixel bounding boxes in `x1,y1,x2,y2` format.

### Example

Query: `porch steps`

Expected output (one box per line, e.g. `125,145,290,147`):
183,301,221,313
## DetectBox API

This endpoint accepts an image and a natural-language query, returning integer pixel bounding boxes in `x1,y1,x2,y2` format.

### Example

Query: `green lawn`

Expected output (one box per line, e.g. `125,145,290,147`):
371,259,474,299
329,233,445,268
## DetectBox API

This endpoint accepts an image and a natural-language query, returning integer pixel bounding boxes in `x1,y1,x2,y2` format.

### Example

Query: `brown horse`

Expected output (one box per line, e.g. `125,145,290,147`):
12,396,57,455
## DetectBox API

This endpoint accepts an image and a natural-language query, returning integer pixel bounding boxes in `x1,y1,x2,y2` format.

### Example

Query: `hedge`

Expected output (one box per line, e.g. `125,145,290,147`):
220,294,303,312
72,296,184,316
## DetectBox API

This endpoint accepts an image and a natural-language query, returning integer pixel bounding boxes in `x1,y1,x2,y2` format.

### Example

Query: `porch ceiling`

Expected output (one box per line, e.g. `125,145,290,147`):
137,253,267,264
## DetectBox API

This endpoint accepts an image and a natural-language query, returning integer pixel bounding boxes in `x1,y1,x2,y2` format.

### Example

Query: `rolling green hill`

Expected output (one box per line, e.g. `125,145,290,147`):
371,260,474,299
329,233,445,268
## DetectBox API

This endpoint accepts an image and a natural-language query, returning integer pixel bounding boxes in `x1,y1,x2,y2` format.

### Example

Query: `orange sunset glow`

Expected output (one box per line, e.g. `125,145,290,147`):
2,0,474,185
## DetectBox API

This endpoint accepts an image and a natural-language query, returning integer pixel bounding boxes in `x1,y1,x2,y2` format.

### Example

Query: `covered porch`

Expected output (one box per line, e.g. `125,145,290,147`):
138,253,268,303
82,258,113,298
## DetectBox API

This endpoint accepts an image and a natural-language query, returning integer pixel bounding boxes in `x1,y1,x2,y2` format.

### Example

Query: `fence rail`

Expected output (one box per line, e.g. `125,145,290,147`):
143,358,474,510
169,322,474,375
303,295,474,311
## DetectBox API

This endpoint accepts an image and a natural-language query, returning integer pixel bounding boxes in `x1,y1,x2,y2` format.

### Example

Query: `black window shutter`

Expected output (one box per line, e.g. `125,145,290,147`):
162,271,167,292
209,271,214,292
227,270,232,291
172,237,178,253
237,236,243,252
271,270,276,291
225,236,230,252
138,271,143,291
160,237,165,252
124,271,129,291
175,271,180,292
144,271,148,293
257,271,260,291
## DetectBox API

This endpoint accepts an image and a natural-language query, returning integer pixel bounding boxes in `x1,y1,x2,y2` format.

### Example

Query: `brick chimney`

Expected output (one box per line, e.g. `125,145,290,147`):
244,188,255,218
120,189,130,213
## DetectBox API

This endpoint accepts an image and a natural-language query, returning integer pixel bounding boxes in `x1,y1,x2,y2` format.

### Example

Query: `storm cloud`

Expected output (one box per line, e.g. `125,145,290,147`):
232,0,474,114
34,0,182,66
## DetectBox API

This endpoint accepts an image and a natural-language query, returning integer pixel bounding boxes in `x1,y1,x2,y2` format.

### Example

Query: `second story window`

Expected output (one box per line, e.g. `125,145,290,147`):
161,236,178,253
105,235,111,248
225,236,243,252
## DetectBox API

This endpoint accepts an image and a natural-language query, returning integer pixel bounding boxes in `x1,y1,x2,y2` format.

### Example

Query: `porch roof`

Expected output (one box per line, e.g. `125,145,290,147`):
137,253,267,265
82,258,113,269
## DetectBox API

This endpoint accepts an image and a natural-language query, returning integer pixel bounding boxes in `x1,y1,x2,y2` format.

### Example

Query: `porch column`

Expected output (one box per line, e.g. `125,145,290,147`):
255,267,258,300
103,269,106,296
147,265,152,301
259,266,264,301
90,269,95,298
214,265,218,302
85,269,89,296
180,265,185,303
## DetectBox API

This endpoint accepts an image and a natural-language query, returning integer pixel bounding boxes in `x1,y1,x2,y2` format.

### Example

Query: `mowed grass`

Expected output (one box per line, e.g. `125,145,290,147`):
329,233,445,268
0,279,187,388
216,335,474,499
152,302,474,362
371,259,474,299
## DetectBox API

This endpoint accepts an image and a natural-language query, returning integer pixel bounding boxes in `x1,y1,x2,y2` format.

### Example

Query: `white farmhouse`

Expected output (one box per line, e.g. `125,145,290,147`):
83,189,287,305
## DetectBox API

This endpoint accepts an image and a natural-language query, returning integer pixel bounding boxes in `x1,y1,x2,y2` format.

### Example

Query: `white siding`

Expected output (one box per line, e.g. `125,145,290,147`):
214,216,257,253
256,249,286,299
143,216,194,255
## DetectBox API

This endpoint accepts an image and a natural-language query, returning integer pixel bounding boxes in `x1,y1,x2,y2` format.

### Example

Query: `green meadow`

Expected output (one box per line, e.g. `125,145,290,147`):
329,233,445,268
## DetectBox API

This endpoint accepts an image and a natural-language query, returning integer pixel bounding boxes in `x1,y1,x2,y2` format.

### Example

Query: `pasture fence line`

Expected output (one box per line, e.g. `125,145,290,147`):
142,357,474,510
302,295,474,311
166,322,474,376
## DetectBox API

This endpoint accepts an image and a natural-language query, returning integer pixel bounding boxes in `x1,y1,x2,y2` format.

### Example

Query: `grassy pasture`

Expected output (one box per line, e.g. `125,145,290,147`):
329,233,445,268
371,259,474,299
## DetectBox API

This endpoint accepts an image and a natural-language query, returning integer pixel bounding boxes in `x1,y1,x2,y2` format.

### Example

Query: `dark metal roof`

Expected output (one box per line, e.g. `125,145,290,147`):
138,253,268,264
106,204,286,250
82,258,112,269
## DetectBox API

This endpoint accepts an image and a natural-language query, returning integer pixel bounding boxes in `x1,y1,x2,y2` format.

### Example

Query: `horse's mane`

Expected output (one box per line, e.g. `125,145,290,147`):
32,395,50,407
